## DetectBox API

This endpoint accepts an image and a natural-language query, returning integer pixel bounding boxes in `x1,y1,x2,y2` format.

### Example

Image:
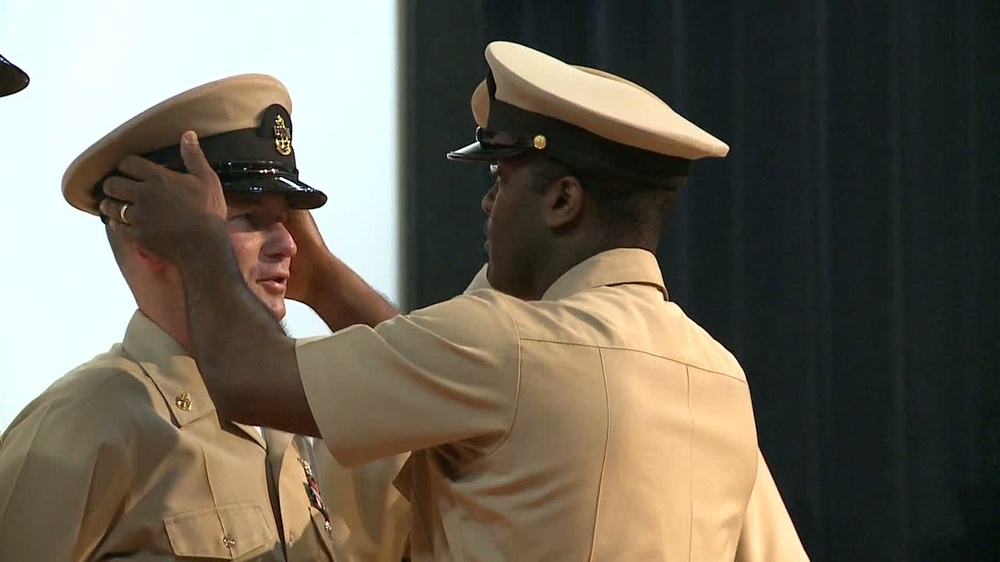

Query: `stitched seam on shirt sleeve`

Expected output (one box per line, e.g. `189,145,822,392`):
686,364,694,562
587,348,612,561
481,295,523,459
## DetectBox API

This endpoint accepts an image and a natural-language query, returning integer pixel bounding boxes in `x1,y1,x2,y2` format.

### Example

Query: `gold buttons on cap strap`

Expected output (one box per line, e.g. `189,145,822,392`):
533,134,547,149
222,535,236,549
175,392,193,411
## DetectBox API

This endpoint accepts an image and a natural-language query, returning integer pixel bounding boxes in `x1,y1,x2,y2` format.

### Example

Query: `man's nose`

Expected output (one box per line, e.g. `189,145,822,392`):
481,184,497,215
267,221,298,258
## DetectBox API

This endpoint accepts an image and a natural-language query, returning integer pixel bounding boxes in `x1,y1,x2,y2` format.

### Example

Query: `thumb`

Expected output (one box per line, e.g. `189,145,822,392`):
179,131,214,179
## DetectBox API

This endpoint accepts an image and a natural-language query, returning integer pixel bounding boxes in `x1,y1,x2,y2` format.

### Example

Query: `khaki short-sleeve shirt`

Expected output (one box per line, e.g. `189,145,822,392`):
299,248,795,560
0,312,346,561
464,263,809,561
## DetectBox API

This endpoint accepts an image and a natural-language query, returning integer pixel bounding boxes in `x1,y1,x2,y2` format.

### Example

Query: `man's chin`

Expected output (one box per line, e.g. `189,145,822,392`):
254,293,287,323
269,302,287,322
272,307,290,335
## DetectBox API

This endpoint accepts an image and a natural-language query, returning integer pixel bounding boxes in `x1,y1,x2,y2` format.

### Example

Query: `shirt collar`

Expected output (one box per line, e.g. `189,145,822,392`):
121,310,216,427
119,311,266,448
465,248,667,301
541,248,668,301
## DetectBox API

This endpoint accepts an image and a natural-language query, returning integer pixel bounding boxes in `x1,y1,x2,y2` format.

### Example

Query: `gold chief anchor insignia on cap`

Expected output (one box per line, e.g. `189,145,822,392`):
273,114,292,155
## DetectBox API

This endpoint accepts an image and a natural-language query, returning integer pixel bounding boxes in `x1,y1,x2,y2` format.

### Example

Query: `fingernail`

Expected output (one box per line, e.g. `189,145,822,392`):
183,131,199,145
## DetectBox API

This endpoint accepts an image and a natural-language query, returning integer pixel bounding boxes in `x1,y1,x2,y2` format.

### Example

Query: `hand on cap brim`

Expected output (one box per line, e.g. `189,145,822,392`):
99,131,229,263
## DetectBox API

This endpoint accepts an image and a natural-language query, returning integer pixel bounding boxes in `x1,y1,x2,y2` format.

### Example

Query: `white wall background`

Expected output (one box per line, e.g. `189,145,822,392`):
0,1,400,429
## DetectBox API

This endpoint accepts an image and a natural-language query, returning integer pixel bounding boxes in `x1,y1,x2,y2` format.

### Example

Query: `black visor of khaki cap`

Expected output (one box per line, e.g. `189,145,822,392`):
0,54,29,97
446,127,536,163
215,162,327,210
92,159,327,214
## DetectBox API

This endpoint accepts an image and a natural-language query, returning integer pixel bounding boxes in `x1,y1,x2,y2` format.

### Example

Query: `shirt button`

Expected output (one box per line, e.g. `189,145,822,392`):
222,535,236,549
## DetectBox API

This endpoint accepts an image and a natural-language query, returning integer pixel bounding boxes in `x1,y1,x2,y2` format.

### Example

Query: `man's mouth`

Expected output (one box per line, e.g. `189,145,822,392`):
258,275,289,294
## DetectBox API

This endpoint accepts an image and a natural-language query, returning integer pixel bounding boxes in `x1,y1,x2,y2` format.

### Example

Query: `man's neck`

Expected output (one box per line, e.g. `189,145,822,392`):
136,302,192,354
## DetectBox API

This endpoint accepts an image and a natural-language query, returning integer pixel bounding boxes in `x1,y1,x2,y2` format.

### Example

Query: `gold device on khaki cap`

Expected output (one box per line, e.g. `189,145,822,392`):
61,73,327,218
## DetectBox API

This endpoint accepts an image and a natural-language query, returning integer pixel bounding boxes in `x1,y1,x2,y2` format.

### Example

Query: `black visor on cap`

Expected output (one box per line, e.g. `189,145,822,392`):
0,54,29,97
446,127,534,162
218,161,327,209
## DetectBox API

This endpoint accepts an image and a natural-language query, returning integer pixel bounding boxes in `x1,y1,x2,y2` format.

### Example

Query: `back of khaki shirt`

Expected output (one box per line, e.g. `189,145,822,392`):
464,261,809,561
299,250,772,560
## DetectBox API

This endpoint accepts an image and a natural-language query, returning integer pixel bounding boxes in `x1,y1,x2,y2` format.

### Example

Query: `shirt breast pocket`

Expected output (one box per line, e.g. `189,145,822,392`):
164,502,276,560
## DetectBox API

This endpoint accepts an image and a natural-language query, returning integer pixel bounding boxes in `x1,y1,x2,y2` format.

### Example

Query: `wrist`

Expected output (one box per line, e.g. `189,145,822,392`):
301,251,342,306
177,218,233,272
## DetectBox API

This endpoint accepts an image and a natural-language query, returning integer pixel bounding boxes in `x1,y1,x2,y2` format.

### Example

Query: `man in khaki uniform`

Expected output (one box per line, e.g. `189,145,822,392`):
0,75,404,561
98,42,808,560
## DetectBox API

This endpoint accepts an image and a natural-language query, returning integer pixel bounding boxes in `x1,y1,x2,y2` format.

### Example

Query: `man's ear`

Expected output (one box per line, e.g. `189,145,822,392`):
543,175,585,230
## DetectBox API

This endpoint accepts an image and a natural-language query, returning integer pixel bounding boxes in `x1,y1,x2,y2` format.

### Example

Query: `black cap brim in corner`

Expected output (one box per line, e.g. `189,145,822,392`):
0,56,29,98
222,174,328,210
446,141,529,163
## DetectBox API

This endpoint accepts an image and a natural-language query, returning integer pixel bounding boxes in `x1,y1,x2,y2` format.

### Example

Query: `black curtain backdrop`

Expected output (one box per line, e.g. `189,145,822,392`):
399,2,999,560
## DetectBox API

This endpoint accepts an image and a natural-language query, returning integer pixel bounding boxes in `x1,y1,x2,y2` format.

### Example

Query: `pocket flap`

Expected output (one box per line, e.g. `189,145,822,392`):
164,503,274,559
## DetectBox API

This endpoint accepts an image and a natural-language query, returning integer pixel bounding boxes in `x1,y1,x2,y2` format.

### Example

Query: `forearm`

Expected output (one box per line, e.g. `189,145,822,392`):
307,252,400,331
179,219,318,436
